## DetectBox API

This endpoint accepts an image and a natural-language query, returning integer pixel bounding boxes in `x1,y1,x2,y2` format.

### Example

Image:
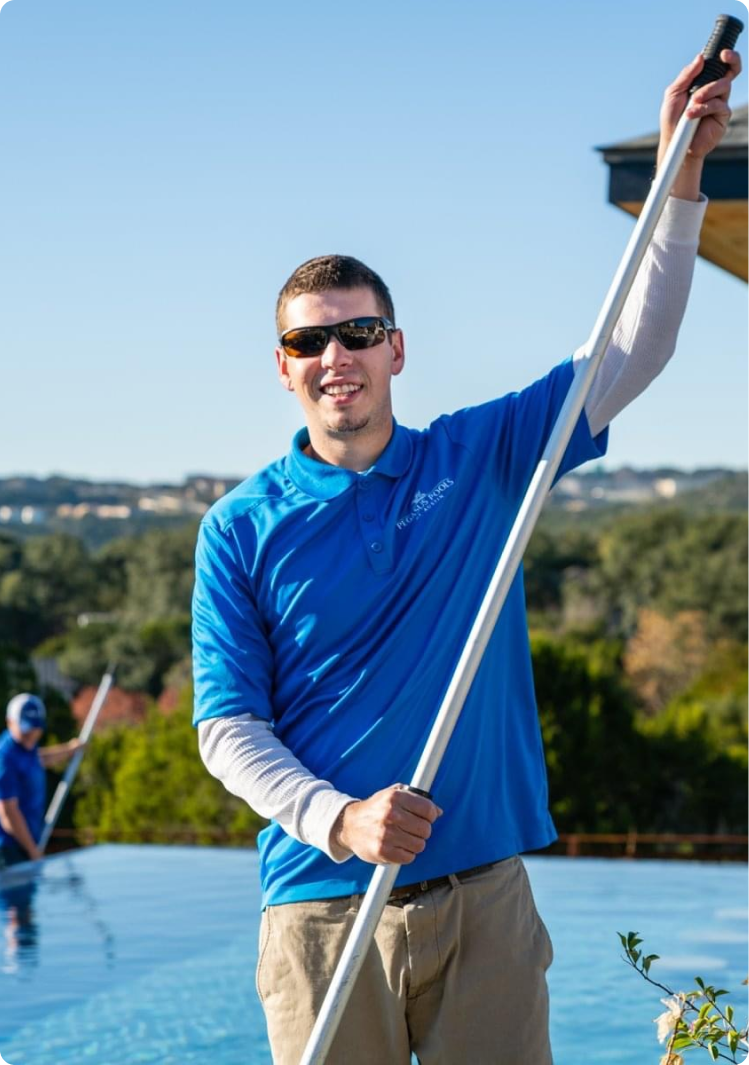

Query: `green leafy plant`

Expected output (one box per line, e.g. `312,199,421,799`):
618,931,748,1062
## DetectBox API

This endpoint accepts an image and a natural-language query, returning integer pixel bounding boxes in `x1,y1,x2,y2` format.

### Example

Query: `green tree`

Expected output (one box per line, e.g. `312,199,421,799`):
92,536,139,613
524,526,598,621
635,692,747,835
43,616,191,696
122,524,198,624
0,643,37,708
37,622,114,688
595,510,747,641
531,633,642,832
72,723,130,835
73,684,264,845
0,533,97,648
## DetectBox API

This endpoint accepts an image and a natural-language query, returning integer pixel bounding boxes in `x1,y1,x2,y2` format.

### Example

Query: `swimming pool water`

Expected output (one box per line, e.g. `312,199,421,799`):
0,845,745,1064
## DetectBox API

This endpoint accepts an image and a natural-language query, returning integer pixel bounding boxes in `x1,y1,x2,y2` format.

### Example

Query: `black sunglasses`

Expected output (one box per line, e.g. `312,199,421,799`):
279,316,395,359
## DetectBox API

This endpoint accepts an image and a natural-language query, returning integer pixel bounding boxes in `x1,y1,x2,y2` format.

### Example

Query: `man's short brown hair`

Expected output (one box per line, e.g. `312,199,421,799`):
276,255,396,336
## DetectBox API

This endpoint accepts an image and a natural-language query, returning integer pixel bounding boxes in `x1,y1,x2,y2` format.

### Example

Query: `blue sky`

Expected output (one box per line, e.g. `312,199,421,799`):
0,0,746,483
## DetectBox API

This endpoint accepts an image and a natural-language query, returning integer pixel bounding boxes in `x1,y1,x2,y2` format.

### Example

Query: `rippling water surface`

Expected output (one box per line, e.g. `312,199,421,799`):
0,845,745,1064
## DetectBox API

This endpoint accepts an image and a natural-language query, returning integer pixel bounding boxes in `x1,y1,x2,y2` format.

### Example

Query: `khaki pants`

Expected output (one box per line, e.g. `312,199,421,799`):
256,856,554,1064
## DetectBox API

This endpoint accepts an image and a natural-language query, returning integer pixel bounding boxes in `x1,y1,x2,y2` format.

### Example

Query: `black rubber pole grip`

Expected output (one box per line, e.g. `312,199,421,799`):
689,14,743,92
404,785,434,801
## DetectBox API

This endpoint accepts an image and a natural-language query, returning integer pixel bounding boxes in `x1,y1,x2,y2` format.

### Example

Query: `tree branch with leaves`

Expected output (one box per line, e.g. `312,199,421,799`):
618,931,747,1062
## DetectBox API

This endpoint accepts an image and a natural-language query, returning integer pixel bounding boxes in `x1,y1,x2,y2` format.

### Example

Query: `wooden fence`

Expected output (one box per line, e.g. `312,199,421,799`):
48,827,748,861
551,832,747,860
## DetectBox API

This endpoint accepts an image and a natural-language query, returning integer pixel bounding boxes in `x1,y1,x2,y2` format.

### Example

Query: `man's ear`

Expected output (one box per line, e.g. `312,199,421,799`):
391,329,405,377
275,346,295,391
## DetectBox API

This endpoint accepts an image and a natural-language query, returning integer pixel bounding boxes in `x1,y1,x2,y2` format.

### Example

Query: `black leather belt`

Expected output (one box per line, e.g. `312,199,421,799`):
386,861,501,907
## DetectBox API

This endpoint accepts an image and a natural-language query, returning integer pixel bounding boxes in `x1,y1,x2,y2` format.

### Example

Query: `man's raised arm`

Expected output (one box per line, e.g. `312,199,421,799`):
578,48,741,436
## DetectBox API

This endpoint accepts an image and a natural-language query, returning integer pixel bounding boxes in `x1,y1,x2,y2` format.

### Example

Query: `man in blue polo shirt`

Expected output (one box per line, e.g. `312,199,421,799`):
193,52,739,1065
0,693,83,867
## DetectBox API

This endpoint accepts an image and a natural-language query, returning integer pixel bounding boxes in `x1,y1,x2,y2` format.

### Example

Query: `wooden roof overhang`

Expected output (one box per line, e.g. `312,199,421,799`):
597,104,748,281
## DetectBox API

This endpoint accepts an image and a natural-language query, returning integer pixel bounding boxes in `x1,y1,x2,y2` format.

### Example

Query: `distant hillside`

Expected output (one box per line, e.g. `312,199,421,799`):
0,468,744,549
674,471,747,512
0,474,240,549
548,466,747,509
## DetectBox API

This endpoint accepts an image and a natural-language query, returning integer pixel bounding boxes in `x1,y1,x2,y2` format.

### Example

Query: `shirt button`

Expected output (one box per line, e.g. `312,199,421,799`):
359,480,371,491
362,513,374,522
370,541,383,553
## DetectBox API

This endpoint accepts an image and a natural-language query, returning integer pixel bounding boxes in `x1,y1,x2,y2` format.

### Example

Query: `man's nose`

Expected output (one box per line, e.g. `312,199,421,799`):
320,337,353,370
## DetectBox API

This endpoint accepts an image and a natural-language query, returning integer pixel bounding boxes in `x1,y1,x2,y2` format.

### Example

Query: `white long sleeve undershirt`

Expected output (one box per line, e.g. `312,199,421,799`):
198,195,707,863
574,195,706,436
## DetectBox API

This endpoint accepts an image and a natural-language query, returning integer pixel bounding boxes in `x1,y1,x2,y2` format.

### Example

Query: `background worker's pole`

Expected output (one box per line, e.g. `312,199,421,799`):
38,664,116,854
299,16,743,1065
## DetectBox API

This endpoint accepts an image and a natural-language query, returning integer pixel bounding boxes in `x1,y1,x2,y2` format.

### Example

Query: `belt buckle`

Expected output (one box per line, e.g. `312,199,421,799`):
399,880,430,905
388,879,429,907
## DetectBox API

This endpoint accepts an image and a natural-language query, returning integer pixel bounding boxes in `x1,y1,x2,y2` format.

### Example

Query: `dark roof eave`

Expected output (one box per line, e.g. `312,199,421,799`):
598,146,747,164
596,102,748,158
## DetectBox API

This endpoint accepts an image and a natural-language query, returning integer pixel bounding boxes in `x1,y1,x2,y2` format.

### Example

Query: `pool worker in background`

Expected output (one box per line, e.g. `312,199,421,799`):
192,50,740,1065
0,694,83,867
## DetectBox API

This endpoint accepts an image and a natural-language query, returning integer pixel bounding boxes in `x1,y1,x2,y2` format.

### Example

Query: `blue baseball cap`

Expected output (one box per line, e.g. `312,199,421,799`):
6,693,47,733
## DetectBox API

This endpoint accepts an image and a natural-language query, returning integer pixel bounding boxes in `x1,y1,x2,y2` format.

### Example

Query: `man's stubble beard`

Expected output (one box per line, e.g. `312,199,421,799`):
320,393,392,439
324,414,371,436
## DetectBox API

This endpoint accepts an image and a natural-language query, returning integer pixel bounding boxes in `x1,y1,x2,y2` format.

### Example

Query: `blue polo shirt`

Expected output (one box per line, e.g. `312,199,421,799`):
192,358,608,906
0,729,46,848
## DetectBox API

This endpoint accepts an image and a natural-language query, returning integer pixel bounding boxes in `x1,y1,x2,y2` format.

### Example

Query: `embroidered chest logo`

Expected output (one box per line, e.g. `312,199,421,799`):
396,478,455,530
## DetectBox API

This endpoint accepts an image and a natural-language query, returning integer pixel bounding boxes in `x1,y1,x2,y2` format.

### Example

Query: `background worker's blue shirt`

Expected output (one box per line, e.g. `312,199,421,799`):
192,359,608,907
0,729,46,847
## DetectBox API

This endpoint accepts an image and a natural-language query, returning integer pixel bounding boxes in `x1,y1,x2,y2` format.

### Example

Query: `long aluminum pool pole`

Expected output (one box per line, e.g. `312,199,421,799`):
300,19,742,1063
39,666,116,854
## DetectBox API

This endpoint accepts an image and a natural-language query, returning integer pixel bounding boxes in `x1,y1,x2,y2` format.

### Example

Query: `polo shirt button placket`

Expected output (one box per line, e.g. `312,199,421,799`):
357,478,375,529
356,476,391,573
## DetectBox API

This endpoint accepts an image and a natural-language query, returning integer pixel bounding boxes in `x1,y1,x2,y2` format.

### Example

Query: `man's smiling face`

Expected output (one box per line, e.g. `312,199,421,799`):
275,286,405,466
